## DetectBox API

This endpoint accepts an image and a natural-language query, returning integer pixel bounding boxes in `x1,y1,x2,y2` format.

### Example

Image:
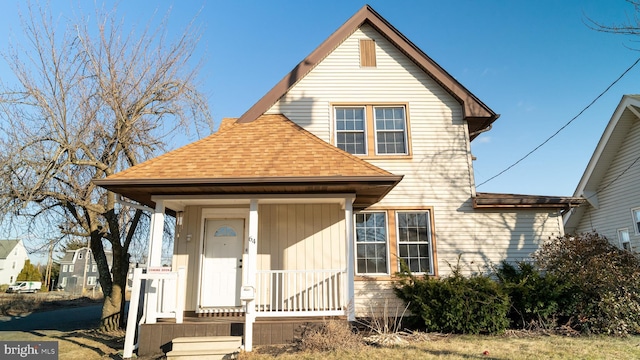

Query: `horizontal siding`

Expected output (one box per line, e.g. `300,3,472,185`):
576,118,640,249
267,23,564,281
354,280,405,317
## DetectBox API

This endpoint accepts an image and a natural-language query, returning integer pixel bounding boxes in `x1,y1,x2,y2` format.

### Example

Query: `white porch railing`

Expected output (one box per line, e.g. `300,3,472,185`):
255,269,346,317
123,267,185,359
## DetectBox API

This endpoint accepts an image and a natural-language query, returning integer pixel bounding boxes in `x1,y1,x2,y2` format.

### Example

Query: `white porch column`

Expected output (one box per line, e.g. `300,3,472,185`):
344,197,355,322
148,200,165,267
244,199,259,352
145,200,165,324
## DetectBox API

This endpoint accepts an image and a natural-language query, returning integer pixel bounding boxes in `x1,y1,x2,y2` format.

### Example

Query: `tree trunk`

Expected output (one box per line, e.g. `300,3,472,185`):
99,253,129,331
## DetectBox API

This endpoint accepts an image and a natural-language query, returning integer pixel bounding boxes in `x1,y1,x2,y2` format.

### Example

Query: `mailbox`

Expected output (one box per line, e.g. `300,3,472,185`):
240,286,255,301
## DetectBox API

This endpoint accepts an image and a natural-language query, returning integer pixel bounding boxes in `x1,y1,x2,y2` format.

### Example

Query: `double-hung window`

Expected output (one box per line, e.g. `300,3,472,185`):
335,107,366,155
355,212,388,274
633,208,640,234
375,107,407,154
334,105,409,156
397,211,434,274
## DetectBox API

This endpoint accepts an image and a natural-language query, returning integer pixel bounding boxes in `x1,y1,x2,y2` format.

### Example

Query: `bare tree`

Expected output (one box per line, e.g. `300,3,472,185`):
0,3,212,331
586,0,640,36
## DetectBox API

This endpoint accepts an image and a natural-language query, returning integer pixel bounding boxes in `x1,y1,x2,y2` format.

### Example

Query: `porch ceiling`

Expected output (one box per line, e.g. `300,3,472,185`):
98,175,402,212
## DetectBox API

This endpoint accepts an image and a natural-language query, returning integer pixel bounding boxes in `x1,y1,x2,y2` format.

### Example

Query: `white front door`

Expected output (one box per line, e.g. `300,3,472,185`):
200,219,244,307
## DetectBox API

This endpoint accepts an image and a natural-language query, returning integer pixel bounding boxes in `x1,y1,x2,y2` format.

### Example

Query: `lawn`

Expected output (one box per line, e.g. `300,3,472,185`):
240,333,640,360
1,330,640,359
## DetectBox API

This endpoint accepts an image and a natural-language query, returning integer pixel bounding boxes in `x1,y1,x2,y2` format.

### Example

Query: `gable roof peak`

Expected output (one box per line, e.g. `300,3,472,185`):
237,5,498,140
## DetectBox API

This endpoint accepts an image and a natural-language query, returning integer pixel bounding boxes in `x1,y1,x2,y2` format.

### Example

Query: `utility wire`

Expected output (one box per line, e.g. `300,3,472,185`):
477,56,640,188
585,153,640,200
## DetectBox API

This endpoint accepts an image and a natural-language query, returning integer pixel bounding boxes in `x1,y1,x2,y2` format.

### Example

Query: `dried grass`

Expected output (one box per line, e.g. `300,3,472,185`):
298,320,363,352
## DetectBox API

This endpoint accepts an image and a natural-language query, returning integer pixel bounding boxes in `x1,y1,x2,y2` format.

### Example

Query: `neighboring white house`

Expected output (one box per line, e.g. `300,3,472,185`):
0,239,30,285
564,95,640,249
95,5,583,357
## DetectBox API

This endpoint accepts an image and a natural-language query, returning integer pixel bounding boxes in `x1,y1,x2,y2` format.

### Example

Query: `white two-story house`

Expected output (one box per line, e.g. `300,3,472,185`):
96,5,582,357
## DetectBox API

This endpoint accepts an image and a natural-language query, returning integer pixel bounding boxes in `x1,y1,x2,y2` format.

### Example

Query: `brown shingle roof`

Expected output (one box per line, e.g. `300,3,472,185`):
95,114,402,210
107,114,391,180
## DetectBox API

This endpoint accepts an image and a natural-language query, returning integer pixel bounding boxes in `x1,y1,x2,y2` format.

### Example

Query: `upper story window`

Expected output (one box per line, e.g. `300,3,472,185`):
334,104,409,157
335,107,366,155
375,107,407,154
633,208,640,234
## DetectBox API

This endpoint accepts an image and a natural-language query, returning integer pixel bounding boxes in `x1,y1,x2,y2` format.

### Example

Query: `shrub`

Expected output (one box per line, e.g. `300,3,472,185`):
533,232,640,335
298,320,362,352
394,261,509,334
494,261,572,330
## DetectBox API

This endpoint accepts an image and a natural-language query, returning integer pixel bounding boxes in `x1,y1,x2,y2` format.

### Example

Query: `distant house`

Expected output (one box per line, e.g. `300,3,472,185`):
564,95,640,249
0,239,30,285
96,5,584,356
57,247,113,294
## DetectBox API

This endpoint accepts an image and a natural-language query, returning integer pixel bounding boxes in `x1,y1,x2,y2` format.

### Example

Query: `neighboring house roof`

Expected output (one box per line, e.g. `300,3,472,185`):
564,95,640,230
474,193,585,213
0,240,21,259
95,114,403,210
59,247,113,264
237,5,499,140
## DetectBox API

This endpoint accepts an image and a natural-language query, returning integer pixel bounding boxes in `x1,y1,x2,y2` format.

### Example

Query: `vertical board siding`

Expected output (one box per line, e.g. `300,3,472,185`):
174,205,203,311
359,39,376,67
576,117,640,249
257,204,345,271
267,22,564,284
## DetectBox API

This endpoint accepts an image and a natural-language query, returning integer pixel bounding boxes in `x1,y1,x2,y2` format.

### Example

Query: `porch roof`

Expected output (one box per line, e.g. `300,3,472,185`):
94,114,403,211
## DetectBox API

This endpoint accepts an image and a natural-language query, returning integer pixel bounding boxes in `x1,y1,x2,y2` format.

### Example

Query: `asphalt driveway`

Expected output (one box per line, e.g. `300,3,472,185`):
0,304,102,331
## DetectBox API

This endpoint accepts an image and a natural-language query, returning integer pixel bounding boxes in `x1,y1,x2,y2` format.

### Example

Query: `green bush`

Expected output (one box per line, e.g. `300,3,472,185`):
534,232,640,335
494,261,573,330
394,262,509,334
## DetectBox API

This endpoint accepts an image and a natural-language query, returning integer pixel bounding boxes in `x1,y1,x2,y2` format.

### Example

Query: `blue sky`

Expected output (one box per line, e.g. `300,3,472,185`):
1,1,639,260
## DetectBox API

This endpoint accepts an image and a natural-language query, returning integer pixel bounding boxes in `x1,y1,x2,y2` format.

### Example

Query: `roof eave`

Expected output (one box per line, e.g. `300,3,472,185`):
94,174,404,211
237,5,497,130
473,192,586,210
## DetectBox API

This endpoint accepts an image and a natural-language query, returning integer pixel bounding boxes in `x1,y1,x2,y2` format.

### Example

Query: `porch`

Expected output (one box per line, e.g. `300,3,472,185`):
124,262,352,356
136,315,346,356
123,196,358,358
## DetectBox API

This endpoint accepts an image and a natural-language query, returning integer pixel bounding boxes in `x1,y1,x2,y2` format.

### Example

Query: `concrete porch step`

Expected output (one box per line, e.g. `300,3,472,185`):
165,349,239,360
167,336,242,359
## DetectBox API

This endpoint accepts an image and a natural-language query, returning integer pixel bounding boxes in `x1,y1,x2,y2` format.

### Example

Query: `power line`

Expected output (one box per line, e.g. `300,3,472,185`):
585,153,640,200
477,56,640,188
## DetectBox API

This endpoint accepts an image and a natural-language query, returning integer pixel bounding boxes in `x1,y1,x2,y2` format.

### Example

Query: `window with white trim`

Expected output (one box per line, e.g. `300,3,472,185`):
78,252,83,260
62,265,68,273
87,276,97,286
375,107,407,154
633,208,640,234
92,265,97,272
618,229,631,250
335,107,366,155
355,212,389,274
69,265,74,272
334,105,409,156
397,211,434,274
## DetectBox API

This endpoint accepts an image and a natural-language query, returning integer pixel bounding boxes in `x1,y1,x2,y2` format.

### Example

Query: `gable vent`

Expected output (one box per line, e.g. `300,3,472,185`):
359,39,376,67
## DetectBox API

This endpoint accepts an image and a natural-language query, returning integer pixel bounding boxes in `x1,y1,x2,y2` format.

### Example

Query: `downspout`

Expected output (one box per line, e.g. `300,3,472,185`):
469,124,493,138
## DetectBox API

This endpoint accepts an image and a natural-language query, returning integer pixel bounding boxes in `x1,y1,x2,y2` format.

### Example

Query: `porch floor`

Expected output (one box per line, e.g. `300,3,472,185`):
138,313,347,356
